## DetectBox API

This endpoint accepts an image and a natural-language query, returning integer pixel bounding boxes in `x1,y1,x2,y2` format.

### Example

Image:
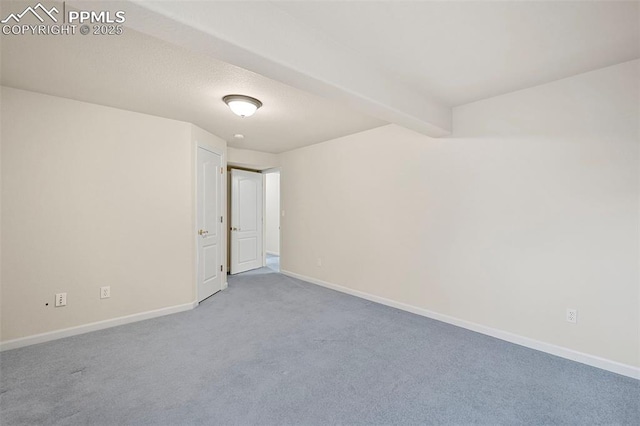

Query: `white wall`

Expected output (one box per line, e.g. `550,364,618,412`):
280,60,639,368
265,172,280,255
0,87,225,343
228,147,279,170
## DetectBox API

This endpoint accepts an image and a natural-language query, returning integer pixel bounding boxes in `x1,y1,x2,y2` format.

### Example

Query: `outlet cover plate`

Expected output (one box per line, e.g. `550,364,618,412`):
55,293,67,307
100,286,111,299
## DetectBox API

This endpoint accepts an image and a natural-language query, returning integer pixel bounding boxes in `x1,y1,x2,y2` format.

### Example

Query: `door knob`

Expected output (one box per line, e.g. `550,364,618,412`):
198,229,208,235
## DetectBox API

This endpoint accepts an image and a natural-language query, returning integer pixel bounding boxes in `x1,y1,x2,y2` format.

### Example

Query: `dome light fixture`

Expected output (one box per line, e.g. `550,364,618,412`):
223,94,263,118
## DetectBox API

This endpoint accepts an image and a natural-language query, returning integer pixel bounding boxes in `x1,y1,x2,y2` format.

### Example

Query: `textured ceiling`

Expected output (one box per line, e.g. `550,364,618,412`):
275,0,640,106
0,10,385,153
2,0,637,149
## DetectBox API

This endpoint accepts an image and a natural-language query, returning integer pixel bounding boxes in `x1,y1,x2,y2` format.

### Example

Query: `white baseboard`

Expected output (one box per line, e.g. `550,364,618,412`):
266,251,280,256
0,301,198,352
222,281,228,290
281,269,639,380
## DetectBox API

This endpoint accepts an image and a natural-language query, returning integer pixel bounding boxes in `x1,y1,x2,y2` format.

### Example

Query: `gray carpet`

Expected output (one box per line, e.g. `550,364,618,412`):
1,269,638,425
237,255,279,276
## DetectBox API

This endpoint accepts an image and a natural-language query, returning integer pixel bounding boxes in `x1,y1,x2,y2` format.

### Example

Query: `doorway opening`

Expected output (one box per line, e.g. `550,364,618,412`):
265,170,280,272
227,166,281,276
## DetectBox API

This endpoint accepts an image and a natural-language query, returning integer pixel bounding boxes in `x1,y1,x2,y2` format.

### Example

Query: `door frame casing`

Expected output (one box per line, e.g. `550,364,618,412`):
194,142,227,305
225,165,282,274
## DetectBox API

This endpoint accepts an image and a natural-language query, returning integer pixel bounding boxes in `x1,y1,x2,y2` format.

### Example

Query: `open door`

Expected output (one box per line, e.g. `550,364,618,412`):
197,147,223,301
230,169,263,274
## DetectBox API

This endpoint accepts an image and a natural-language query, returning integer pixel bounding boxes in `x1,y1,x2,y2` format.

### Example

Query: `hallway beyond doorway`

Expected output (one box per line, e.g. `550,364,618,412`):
266,254,279,272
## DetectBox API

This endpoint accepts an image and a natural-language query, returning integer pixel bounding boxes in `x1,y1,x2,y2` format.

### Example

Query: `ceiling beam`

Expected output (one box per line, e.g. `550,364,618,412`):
89,1,452,137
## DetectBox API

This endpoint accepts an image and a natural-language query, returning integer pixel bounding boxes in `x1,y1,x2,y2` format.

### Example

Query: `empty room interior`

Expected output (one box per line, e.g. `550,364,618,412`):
1,0,639,424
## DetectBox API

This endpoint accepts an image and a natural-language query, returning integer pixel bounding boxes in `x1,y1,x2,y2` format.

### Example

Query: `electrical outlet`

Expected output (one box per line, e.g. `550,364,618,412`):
100,286,111,299
55,293,67,307
566,308,577,324
317,257,322,267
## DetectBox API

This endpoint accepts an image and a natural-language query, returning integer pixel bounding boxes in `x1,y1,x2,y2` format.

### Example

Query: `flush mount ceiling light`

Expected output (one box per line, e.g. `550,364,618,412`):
223,94,262,118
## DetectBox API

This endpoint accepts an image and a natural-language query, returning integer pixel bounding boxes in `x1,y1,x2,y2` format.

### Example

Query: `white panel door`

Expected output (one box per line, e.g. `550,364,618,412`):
231,169,263,274
197,147,222,301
